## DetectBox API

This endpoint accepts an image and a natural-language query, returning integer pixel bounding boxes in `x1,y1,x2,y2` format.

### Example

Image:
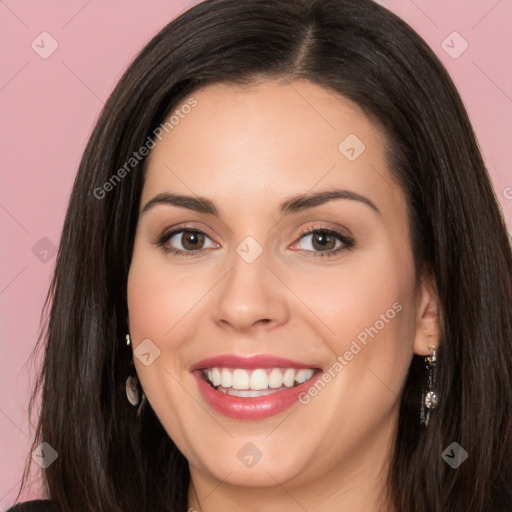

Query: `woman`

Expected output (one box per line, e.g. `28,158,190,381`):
9,0,512,510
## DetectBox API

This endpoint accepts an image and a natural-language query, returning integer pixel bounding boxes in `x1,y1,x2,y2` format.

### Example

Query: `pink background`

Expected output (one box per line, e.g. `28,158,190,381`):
1,0,511,507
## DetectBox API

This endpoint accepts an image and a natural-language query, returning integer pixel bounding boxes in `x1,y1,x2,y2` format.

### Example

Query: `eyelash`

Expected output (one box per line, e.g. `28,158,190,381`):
155,225,355,259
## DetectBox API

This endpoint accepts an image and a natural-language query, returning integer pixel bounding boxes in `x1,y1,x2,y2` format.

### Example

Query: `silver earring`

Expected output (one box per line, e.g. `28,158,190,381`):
126,374,140,406
125,333,139,403
125,333,146,414
125,333,140,405
420,346,438,427
125,371,147,415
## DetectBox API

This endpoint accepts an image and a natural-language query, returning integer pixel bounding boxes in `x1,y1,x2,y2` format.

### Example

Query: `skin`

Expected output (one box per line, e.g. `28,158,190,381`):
127,79,440,512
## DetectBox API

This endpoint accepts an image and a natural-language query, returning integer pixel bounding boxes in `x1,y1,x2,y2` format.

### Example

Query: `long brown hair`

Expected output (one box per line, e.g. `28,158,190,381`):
17,0,512,510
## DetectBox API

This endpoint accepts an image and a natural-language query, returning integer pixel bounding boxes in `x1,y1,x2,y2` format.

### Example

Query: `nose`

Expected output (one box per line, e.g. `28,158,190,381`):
212,245,290,333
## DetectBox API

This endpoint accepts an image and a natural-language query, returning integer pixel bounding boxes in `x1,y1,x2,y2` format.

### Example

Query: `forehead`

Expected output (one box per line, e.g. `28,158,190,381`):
142,79,404,219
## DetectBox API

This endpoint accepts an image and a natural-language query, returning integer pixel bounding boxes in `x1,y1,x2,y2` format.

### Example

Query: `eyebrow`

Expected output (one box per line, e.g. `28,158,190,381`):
140,188,381,217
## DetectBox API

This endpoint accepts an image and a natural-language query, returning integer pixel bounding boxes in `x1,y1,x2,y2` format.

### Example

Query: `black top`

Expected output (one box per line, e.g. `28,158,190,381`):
7,500,56,512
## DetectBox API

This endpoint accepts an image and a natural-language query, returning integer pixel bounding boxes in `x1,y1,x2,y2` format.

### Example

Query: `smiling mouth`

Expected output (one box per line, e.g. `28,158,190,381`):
200,367,321,397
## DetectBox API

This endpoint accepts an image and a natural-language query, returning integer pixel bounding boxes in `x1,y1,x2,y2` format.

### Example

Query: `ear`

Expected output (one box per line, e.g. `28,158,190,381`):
413,268,441,357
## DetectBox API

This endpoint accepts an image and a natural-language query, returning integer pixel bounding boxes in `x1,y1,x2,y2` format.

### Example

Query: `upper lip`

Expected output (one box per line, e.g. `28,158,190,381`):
190,354,320,372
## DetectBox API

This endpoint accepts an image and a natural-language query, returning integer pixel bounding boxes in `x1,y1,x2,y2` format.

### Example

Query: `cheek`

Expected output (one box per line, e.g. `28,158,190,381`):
126,243,217,394
290,243,416,407
289,247,413,351
126,248,207,444
126,247,186,399
127,246,209,340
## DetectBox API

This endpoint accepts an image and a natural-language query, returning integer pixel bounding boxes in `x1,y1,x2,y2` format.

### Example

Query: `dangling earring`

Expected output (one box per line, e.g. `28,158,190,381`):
126,374,140,406
125,333,146,415
420,346,438,427
126,375,147,415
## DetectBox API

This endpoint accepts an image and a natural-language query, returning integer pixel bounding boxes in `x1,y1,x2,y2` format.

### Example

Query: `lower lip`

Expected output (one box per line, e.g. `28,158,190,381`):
193,371,323,420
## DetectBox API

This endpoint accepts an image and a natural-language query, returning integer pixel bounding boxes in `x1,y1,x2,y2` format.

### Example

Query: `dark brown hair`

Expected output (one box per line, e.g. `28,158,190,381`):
16,0,512,510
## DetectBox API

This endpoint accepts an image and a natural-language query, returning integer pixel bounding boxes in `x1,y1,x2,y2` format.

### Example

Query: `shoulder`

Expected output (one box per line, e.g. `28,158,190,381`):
6,500,56,512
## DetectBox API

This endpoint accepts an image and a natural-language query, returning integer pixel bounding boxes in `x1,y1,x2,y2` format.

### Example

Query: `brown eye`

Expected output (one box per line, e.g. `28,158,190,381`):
293,227,355,258
180,231,205,250
310,231,337,252
156,227,218,256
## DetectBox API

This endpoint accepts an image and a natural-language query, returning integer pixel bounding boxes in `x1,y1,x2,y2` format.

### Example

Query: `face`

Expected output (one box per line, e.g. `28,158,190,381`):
127,79,438,501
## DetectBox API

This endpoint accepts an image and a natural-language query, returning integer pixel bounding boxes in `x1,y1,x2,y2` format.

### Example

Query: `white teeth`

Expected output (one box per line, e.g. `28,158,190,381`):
268,368,283,388
221,368,232,388
249,369,268,390
232,369,250,390
229,387,286,397
295,369,315,384
211,367,222,386
202,367,317,391
283,368,295,388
